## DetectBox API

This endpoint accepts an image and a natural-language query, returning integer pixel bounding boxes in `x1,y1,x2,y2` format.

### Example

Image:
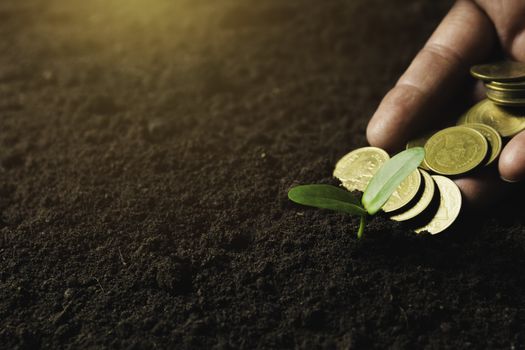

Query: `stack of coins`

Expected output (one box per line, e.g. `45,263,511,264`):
333,61,525,235
415,61,525,175
471,61,525,107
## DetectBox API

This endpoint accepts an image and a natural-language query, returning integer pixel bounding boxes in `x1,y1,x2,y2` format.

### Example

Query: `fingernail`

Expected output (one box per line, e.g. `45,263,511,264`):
500,176,520,183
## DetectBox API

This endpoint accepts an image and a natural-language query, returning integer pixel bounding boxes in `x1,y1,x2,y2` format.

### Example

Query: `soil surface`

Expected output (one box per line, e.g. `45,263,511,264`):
2,0,525,349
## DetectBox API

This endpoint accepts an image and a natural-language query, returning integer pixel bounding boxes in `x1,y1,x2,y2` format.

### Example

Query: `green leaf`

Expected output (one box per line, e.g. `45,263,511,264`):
362,147,425,215
288,184,366,216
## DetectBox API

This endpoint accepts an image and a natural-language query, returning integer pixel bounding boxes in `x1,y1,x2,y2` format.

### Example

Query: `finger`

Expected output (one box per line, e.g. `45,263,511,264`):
454,167,511,210
367,0,495,152
499,130,525,183
511,30,525,61
470,80,486,103
475,0,525,61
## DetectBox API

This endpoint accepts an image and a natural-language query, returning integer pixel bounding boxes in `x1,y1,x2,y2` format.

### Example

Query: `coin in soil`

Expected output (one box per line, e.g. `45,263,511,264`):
464,99,525,137
391,169,434,222
415,175,461,234
470,61,525,82
406,134,432,170
333,147,389,192
382,168,422,213
463,123,502,165
425,126,488,175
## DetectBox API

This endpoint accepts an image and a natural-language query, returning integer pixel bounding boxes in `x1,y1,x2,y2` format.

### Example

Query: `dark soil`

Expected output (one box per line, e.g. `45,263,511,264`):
2,0,525,349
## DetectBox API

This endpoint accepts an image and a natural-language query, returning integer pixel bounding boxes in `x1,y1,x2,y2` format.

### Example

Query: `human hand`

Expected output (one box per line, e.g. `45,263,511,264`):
366,0,525,206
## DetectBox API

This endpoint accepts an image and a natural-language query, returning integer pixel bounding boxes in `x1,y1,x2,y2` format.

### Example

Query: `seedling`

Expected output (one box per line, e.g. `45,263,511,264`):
288,147,425,238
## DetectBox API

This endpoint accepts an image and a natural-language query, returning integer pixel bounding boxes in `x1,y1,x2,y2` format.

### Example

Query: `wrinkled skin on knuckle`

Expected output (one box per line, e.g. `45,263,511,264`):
475,0,525,60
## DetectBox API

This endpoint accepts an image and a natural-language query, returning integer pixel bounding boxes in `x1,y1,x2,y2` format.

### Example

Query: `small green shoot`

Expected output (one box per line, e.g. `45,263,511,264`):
288,147,424,238
362,147,425,215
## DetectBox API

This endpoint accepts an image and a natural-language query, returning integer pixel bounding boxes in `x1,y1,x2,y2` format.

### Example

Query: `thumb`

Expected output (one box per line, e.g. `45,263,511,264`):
499,130,525,183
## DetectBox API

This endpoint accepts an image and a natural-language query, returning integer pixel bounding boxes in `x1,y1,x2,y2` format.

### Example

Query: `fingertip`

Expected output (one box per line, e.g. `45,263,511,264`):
366,86,422,152
366,112,404,152
366,113,391,151
499,130,525,183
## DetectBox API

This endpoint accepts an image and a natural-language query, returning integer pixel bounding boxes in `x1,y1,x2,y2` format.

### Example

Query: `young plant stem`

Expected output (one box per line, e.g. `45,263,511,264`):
357,215,366,239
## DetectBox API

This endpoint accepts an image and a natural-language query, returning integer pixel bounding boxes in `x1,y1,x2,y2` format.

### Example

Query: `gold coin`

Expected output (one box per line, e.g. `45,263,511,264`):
415,175,461,234
486,86,525,97
488,98,525,108
486,90,525,107
425,126,488,175
465,99,525,137
485,81,525,91
391,169,434,222
406,134,432,170
382,168,422,213
463,123,502,165
485,86,525,99
471,61,525,81
333,147,389,192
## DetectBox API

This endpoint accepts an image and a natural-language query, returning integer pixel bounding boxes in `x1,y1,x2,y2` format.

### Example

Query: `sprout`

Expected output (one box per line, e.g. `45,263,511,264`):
288,147,424,238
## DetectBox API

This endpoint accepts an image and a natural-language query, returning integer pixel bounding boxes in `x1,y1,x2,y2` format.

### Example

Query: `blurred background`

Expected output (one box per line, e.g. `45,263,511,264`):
0,0,452,236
